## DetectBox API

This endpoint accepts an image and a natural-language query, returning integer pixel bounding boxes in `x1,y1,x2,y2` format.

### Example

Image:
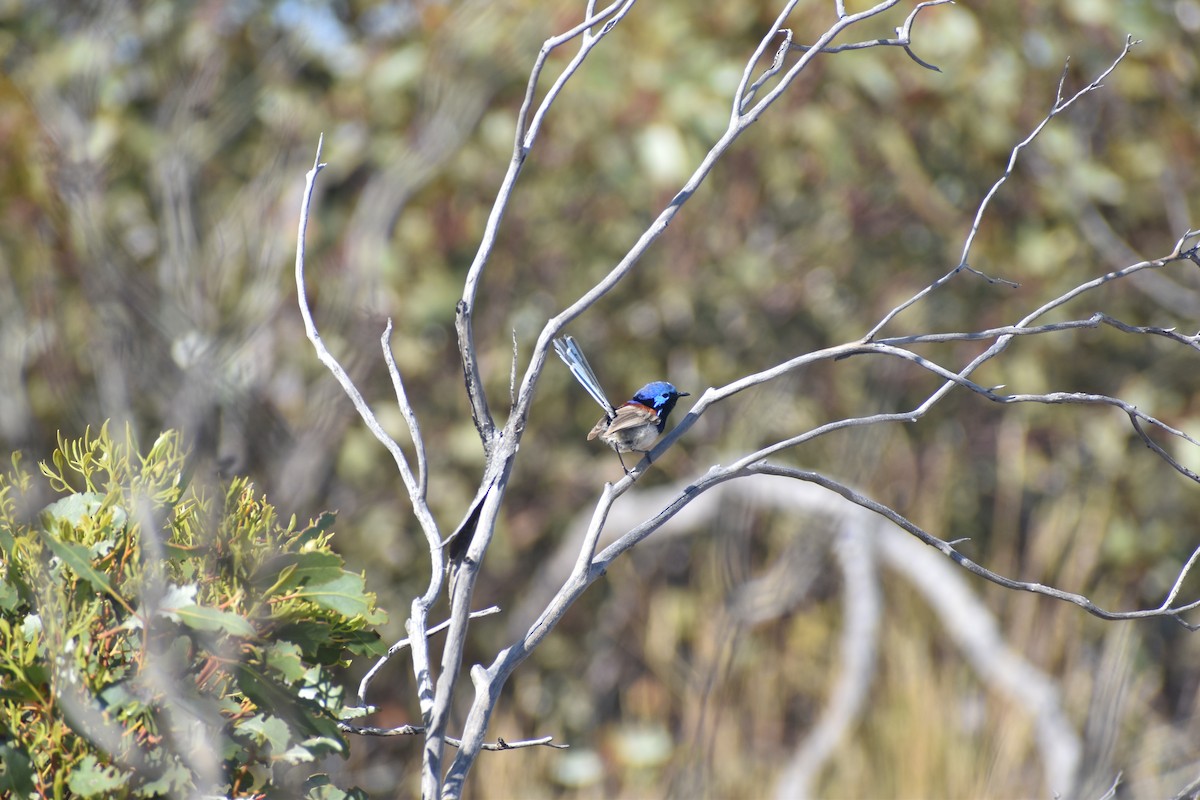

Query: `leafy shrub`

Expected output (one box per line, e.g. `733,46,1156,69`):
0,424,385,798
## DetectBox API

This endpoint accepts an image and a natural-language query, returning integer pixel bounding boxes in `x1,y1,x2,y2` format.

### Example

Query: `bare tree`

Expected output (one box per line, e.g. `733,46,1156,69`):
293,2,1199,797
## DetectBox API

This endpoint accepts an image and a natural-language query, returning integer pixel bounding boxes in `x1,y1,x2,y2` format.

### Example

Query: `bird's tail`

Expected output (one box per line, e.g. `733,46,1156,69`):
553,336,615,418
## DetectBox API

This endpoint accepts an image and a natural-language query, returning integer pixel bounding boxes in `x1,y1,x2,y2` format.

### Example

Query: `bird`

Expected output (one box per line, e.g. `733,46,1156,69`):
553,335,689,473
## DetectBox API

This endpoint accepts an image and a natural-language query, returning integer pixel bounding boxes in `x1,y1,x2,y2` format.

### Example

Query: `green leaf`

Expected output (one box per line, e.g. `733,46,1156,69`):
306,774,372,800
172,604,255,637
38,527,124,606
40,492,104,527
2,428,379,794
240,713,293,752
0,578,20,611
341,628,387,657
135,760,192,797
234,664,343,744
0,744,37,795
295,573,385,624
336,705,371,721
20,613,41,641
40,492,128,533
252,552,344,592
296,511,338,546
298,735,346,759
273,620,339,662
282,744,318,764
66,755,128,796
98,683,137,713
267,640,307,682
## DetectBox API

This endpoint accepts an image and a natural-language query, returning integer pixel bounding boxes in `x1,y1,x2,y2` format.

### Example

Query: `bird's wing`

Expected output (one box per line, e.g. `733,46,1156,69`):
601,403,659,435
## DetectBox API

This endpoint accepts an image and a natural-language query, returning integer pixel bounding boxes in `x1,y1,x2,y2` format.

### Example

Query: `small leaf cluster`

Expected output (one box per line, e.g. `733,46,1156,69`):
0,424,385,798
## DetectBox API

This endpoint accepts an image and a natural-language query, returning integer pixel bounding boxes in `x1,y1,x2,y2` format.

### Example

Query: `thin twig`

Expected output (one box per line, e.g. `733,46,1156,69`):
745,464,1199,626
294,137,439,547
382,319,429,497
294,135,447,795
866,36,1141,340
455,0,638,449
789,0,953,73
337,721,567,750
357,606,501,707
738,28,794,114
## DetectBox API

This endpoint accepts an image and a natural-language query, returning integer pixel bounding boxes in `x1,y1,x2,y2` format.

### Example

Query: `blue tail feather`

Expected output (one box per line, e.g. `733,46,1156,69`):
553,336,615,417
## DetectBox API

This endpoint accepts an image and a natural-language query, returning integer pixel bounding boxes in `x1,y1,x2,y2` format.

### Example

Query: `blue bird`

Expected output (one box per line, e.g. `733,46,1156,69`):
553,335,689,473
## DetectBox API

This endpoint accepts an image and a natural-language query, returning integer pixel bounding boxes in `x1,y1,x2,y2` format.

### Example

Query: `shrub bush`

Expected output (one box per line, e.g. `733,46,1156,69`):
0,424,384,798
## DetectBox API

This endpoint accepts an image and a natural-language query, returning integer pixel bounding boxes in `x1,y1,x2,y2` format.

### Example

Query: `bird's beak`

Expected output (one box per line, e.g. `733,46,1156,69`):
680,392,691,397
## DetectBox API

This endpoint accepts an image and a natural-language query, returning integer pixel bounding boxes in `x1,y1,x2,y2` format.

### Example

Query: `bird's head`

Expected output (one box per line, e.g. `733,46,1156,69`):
631,381,689,419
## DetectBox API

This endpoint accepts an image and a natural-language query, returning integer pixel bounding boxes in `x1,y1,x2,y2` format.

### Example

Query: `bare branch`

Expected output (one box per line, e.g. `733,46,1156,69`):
1130,418,1200,489
737,0,910,123
866,36,1141,339
295,3,1195,794
357,606,501,708
789,0,954,73
382,319,428,498
650,248,1200,485
455,0,638,449
509,1,930,445
772,519,880,798
294,135,450,796
1098,772,1123,800
733,8,799,120
749,463,1199,626
878,311,1200,352
294,137,439,546
738,28,794,115
731,1,801,122
337,721,567,751
510,329,519,408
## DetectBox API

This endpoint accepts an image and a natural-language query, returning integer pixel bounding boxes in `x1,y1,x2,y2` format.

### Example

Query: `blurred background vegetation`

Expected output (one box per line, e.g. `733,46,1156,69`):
2,0,1199,796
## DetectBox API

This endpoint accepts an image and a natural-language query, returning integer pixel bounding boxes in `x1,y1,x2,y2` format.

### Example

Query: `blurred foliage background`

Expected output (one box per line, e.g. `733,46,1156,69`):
2,0,1199,796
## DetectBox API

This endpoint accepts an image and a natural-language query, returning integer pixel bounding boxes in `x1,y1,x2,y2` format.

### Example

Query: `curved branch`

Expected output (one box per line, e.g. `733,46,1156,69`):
456,0,638,448
654,234,1200,484
866,35,1141,339
788,0,953,73
750,463,1200,626
509,0,932,442
294,138,440,550
294,136,449,796
772,515,881,798
337,721,567,751
356,606,500,708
